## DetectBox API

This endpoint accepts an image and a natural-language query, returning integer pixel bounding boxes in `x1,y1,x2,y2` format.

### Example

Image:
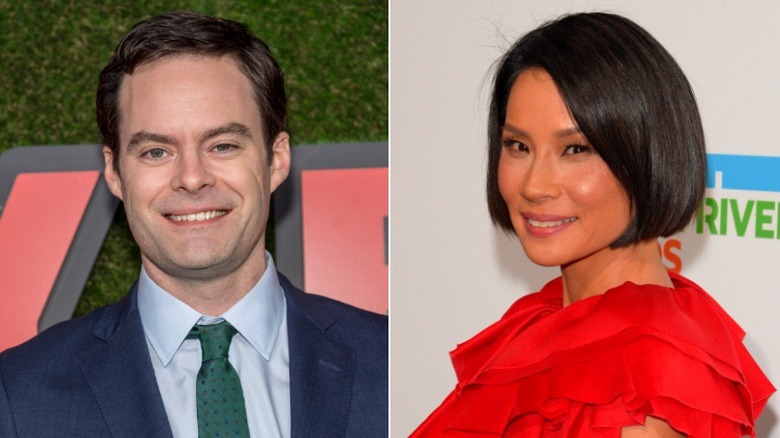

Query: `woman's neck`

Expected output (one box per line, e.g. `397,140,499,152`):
560,239,672,306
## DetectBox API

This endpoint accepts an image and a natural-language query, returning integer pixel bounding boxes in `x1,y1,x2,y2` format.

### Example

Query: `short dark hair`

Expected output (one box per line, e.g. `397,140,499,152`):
97,11,286,171
486,12,706,247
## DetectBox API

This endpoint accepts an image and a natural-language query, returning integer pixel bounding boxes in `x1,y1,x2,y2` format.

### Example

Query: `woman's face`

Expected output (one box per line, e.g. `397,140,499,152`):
498,68,631,268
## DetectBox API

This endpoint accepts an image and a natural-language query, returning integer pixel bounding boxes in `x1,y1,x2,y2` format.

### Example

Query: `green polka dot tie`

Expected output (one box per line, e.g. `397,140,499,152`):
188,321,250,438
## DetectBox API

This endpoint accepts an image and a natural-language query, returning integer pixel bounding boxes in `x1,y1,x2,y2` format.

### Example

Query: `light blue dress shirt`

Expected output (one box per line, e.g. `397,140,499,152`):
137,253,291,438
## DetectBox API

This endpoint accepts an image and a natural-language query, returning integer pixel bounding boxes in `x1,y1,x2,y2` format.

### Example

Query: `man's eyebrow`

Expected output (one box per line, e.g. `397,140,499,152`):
199,122,253,143
126,132,179,152
125,123,253,152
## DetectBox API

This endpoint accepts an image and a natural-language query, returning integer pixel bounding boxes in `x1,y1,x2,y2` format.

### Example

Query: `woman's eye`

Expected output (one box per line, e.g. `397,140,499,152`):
502,138,528,152
564,144,590,155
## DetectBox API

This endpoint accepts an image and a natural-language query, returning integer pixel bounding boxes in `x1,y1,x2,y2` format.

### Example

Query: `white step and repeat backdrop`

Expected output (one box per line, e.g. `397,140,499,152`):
391,1,780,436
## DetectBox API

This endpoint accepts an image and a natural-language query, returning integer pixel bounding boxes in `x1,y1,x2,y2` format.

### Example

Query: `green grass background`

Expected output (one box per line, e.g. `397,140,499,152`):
0,0,388,316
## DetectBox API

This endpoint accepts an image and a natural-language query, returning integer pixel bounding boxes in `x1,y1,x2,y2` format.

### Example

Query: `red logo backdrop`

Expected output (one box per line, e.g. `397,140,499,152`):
0,171,99,351
301,167,388,314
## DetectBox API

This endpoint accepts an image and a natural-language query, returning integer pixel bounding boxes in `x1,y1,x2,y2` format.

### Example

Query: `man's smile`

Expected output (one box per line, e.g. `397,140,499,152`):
165,209,229,222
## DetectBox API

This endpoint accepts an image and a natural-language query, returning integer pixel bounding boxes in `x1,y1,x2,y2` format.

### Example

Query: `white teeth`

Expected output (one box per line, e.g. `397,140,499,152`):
167,210,227,222
527,217,576,228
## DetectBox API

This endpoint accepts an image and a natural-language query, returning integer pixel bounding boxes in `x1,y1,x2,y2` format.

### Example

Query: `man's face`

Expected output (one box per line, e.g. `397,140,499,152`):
104,55,289,283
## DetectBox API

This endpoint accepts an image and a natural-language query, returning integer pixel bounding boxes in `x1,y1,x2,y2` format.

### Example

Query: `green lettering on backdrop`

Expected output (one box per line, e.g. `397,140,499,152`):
755,201,774,239
696,197,779,239
697,197,719,235
731,199,753,237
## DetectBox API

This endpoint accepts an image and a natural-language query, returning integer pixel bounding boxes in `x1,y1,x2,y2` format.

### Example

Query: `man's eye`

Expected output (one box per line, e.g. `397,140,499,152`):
213,143,237,152
143,148,167,159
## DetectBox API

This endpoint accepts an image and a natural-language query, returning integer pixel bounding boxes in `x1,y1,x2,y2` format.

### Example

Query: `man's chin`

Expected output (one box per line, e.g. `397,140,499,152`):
146,252,237,279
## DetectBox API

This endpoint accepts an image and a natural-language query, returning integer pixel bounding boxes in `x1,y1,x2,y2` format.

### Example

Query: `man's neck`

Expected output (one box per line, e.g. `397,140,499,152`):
140,251,268,316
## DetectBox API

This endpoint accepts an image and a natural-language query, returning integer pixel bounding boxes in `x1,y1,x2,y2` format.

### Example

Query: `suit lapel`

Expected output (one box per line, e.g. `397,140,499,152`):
81,286,173,438
284,279,356,438
77,275,357,437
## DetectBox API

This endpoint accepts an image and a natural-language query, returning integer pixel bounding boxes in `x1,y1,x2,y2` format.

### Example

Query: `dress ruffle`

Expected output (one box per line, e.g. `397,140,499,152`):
412,274,774,437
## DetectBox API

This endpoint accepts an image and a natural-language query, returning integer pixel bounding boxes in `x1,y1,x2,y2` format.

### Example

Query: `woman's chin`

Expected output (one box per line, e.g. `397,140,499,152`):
518,245,565,268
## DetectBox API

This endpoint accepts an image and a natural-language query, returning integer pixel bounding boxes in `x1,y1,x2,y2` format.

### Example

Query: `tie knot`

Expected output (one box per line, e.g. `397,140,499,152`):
188,321,237,362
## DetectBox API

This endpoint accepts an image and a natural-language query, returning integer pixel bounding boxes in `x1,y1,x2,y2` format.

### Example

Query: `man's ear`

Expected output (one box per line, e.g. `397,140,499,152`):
269,132,291,193
102,146,124,201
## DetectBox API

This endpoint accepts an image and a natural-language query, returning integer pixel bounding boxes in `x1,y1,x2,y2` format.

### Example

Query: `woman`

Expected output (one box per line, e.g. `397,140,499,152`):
412,12,774,437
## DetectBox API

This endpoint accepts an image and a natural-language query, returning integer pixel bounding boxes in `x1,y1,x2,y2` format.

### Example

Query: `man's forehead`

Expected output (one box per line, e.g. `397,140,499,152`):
119,54,248,92
116,55,263,143
128,53,242,75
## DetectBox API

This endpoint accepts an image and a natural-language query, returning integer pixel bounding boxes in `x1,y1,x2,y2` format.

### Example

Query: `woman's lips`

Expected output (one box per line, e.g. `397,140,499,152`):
526,217,577,228
522,213,577,236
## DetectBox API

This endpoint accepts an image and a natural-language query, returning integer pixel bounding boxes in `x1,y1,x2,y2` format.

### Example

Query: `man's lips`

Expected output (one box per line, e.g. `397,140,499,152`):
164,209,229,222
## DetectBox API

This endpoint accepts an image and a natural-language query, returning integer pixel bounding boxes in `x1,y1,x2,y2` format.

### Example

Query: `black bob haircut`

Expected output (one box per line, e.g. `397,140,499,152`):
486,12,706,247
97,11,286,172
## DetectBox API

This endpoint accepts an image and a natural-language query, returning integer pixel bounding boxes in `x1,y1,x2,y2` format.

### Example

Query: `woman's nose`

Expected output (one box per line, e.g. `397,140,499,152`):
520,156,560,202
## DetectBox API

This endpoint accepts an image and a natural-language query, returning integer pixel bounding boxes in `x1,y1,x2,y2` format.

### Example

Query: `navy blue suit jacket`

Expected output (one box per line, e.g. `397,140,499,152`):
0,274,388,437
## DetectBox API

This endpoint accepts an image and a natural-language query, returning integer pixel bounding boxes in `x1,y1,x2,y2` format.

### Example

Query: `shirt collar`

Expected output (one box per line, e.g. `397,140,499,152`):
137,252,286,366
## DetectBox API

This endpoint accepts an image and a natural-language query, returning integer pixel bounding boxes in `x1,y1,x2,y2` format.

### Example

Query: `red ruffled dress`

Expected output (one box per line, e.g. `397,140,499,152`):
411,273,774,437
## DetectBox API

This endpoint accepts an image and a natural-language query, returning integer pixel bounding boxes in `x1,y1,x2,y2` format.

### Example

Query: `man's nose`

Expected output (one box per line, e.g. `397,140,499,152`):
171,150,216,193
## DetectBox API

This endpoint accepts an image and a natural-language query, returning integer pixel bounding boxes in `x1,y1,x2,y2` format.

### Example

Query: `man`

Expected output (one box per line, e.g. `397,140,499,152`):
0,11,387,438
